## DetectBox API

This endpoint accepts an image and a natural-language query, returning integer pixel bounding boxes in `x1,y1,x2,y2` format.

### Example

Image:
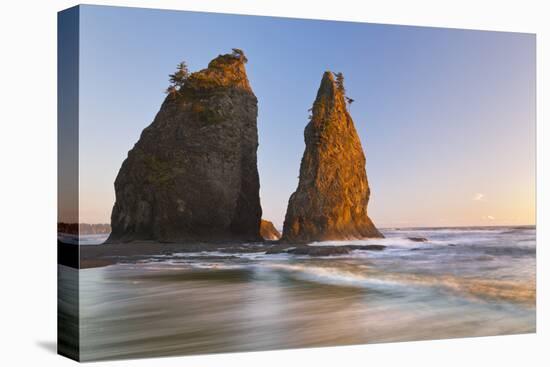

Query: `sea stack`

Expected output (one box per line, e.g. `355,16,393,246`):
281,71,382,243
108,50,262,243
260,219,282,241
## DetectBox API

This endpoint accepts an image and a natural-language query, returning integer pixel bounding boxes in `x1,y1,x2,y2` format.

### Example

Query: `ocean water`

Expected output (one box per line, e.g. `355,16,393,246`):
64,226,536,361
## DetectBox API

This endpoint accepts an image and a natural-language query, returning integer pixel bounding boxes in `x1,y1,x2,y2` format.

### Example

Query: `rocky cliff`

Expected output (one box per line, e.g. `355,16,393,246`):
108,51,262,243
281,71,382,243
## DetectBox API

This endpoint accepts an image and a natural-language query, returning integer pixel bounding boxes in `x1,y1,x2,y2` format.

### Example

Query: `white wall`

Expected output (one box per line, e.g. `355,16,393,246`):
0,1,547,366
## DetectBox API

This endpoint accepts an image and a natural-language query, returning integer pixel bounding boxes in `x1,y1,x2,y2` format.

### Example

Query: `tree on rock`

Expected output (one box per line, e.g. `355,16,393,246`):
231,48,248,63
335,72,345,94
165,61,189,94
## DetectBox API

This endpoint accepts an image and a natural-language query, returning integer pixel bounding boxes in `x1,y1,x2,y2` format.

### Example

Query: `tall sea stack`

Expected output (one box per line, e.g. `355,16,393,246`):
108,50,262,243
282,71,382,243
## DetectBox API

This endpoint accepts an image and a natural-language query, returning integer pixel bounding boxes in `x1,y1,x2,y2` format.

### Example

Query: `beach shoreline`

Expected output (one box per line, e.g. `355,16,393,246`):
61,225,536,269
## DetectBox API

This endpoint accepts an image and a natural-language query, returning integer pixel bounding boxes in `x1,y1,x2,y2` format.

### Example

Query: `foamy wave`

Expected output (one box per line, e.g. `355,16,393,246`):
266,263,535,305
127,260,247,271
309,237,431,248
166,251,291,261
267,263,404,289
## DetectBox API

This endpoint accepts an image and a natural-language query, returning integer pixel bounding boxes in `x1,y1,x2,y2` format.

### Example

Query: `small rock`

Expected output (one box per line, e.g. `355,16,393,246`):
408,237,428,242
346,244,386,251
288,246,352,256
265,246,290,254
269,244,387,256
260,219,281,240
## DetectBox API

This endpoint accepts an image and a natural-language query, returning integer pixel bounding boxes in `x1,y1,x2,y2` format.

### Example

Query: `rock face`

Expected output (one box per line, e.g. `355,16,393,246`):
282,71,382,243
108,52,262,243
259,219,281,240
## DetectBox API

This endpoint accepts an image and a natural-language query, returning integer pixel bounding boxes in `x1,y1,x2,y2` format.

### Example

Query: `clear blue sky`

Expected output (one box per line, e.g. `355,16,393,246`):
76,5,535,228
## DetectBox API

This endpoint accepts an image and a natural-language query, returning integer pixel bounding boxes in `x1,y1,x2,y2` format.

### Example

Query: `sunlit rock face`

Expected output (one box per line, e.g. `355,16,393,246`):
108,52,262,243
260,219,281,240
282,71,382,243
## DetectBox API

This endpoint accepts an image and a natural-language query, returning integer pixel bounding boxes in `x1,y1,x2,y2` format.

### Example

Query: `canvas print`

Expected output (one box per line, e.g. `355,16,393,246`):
57,5,536,362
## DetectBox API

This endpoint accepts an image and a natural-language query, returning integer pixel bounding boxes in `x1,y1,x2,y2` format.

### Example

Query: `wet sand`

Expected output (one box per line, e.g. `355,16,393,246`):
78,241,273,268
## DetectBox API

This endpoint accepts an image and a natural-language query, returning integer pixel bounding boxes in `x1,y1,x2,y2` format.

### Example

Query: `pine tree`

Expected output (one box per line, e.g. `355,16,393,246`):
231,48,248,63
334,72,345,94
165,61,189,94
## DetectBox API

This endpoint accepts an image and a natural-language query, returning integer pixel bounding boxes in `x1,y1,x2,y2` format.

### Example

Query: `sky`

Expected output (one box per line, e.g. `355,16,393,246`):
73,5,536,228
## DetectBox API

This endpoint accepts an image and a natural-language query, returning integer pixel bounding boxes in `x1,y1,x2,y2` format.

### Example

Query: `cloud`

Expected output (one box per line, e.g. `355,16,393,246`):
483,215,495,221
473,193,486,201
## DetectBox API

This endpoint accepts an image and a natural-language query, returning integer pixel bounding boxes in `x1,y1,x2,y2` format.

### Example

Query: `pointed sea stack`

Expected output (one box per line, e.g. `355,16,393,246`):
108,50,262,243
281,71,382,243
